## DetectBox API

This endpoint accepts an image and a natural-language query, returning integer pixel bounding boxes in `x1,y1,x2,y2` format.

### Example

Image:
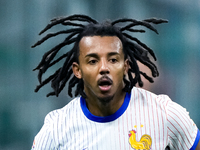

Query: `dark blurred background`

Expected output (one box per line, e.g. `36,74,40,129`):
0,0,200,149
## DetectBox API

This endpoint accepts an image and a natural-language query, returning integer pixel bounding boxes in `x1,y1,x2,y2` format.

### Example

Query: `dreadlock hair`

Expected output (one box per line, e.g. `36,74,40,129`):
32,14,168,98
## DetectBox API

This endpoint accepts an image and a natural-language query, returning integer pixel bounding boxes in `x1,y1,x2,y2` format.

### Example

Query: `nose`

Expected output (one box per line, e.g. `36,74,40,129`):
99,59,110,75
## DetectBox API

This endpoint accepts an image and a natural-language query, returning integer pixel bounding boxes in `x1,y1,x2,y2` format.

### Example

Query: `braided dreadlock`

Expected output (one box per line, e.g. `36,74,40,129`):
32,14,168,98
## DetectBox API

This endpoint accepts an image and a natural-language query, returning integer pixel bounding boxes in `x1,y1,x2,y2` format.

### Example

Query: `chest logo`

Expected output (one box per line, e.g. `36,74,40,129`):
128,130,152,150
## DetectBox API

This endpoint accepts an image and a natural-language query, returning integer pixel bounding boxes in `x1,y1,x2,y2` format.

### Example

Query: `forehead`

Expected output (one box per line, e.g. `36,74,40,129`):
78,36,123,55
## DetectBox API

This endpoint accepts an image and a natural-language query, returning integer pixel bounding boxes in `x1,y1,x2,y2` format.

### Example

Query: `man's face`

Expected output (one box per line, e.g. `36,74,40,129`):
72,36,128,102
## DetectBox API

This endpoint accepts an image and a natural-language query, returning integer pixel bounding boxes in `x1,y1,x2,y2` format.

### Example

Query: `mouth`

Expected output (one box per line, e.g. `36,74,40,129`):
98,77,113,92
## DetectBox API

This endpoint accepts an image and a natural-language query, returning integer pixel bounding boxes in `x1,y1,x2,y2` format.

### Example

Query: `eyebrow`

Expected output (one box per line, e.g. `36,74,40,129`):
85,53,99,59
108,52,120,57
85,52,120,58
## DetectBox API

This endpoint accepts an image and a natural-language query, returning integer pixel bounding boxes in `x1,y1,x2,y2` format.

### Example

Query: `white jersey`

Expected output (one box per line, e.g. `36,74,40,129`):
32,87,199,150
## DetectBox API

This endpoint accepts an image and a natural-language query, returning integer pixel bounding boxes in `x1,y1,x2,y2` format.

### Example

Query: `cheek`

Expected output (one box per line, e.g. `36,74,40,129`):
81,67,98,83
112,64,126,80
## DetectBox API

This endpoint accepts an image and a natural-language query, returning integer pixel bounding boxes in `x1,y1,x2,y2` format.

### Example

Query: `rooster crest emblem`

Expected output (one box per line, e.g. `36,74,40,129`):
128,130,152,150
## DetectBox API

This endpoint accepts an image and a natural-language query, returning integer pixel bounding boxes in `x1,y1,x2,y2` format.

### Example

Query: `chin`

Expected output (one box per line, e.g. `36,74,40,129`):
97,94,114,105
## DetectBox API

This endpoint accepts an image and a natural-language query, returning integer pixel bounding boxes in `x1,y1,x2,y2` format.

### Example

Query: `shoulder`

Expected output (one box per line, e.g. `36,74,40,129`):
45,97,81,124
130,87,171,124
32,97,81,149
131,87,170,107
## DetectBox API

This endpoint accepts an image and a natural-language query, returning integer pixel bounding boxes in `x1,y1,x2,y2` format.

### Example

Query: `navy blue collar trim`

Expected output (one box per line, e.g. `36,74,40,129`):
190,129,200,150
80,92,131,123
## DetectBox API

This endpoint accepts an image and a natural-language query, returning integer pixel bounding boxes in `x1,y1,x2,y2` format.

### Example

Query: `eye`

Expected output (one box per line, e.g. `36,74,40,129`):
88,59,98,65
110,58,118,63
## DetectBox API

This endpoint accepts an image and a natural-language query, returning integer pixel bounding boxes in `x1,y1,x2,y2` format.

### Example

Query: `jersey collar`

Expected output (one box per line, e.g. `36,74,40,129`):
80,92,131,123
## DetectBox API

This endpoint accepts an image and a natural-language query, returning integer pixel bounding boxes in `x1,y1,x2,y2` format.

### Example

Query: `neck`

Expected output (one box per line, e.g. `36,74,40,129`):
85,91,126,117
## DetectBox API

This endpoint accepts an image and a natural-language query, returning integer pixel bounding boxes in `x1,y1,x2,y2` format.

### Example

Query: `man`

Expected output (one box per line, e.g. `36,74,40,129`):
31,14,200,149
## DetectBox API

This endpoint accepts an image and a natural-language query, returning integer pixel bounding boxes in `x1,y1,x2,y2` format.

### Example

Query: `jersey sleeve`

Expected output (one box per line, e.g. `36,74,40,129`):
166,97,199,150
31,113,56,150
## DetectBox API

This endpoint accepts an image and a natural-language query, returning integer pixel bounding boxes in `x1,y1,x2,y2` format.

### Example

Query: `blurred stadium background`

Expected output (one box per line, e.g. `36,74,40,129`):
0,0,200,149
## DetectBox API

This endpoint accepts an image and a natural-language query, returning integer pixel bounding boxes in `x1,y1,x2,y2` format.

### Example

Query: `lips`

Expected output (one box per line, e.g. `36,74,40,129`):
97,76,113,92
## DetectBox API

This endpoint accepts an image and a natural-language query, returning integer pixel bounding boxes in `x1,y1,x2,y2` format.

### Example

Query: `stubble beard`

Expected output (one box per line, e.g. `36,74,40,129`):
97,94,115,106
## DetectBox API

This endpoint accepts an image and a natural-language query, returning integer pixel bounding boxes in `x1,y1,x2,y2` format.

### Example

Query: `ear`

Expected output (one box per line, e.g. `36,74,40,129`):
72,62,82,79
124,59,129,75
